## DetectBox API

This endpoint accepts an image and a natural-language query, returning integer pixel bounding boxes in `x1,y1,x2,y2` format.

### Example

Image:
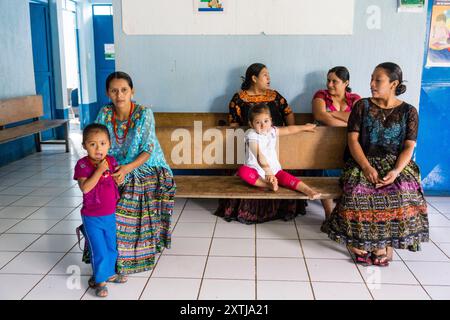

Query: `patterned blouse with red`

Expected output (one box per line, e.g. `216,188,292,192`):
228,89,293,126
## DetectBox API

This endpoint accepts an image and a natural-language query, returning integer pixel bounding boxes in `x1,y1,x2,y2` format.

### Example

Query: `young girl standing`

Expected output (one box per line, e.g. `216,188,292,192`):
73,123,127,297
238,104,322,200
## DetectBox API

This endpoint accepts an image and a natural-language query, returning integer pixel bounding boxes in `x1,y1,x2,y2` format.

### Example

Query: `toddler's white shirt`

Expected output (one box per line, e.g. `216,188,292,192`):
244,126,282,179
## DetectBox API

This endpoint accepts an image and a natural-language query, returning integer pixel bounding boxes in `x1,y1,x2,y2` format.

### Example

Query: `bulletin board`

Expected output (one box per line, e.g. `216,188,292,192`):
121,0,355,35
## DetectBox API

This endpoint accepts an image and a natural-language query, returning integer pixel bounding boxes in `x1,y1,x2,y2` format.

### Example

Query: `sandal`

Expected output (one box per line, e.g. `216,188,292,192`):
354,252,372,266
371,253,390,267
88,276,96,288
95,284,108,297
107,274,128,284
320,220,329,234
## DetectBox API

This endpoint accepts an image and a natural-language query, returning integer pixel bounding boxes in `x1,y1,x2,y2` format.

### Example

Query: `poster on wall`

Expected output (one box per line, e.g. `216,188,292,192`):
122,0,354,35
397,0,425,12
104,44,115,60
426,0,450,67
196,0,224,13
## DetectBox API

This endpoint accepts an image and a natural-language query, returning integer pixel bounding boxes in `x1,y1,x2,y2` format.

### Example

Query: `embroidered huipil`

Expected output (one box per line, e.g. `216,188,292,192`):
95,104,172,183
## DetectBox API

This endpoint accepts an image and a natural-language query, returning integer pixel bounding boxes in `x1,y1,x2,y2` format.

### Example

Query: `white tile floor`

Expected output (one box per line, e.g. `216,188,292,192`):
1,146,450,300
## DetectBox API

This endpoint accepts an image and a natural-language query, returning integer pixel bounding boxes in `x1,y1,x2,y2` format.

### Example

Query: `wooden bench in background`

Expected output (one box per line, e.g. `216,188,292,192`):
155,126,347,200
154,112,314,127
0,95,69,152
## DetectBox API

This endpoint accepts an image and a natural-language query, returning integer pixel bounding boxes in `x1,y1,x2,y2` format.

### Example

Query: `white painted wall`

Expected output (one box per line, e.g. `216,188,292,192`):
112,0,427,113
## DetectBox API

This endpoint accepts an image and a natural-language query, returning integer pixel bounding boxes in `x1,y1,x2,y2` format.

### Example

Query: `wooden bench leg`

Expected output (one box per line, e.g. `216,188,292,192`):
64,122,69,153
34,132,41,152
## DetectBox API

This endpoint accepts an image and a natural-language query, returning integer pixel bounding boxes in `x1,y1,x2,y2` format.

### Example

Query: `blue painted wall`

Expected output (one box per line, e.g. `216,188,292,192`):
0,0,38,166
112,0,427,112
416,0,450,195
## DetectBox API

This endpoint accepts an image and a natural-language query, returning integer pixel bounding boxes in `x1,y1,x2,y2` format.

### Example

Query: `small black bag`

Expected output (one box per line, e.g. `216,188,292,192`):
75,224,91,264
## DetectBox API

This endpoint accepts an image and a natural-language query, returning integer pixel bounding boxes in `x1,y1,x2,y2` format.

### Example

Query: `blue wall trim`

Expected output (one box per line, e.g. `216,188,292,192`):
80,102,101,129
416,0,450,195
0,137,36,167
54,108,69,139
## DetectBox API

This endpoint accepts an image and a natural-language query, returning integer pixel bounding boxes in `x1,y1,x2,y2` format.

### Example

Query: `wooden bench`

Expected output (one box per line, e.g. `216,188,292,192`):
156,126,347,200
154,112,314,127
0,95,69,152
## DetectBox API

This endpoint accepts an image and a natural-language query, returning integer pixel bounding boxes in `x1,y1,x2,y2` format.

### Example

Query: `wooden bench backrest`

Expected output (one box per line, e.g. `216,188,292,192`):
156,126,347,170
0,95,43,126
153,112,314,127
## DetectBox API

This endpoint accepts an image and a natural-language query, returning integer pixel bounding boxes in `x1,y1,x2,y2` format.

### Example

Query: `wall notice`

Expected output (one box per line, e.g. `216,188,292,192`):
122,0,354,35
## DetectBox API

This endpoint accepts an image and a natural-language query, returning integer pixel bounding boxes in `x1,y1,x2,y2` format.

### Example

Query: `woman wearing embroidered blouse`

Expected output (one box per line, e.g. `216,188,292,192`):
325,62,429,267
215,63,306,223
95,71,176,274
311,66,361,225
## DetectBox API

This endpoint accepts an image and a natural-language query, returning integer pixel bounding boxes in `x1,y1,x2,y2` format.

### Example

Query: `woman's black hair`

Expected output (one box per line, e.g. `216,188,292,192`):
376,62,407,96
105,71,134,91
248,103,271,123
82,123,110,144
241,63,266,90
328,66,352,92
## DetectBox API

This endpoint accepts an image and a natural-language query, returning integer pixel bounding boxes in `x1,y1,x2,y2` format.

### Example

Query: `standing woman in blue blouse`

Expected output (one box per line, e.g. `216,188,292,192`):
95,71,176,275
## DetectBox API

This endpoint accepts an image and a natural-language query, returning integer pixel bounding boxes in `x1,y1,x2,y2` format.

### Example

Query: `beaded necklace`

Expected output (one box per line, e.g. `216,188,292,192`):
112,102,135,145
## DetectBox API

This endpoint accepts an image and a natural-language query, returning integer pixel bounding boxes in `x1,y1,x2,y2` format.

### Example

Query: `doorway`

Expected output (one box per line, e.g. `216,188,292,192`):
92,4,115,120
29,1,56,141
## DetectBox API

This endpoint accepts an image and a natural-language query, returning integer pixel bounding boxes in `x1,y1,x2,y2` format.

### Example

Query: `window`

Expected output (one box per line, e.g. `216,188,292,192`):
93,5,113,16
62,0,76,13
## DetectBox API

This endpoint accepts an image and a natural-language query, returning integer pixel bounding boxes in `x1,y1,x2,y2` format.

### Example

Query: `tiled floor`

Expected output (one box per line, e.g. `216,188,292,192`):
1,145,450,300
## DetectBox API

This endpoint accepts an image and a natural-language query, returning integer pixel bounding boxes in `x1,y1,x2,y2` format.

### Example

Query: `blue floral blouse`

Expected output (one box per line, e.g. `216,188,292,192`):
347,98,418,158
95,103,172,179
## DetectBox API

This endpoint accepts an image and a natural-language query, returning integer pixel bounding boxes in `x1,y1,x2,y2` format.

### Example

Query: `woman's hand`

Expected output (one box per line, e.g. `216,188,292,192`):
362,165,380,185
301,123,317,132
112,164,131,184
375,169,399,188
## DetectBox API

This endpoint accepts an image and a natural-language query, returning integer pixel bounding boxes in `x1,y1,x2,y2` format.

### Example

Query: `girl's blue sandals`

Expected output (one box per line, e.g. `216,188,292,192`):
88,274,128,297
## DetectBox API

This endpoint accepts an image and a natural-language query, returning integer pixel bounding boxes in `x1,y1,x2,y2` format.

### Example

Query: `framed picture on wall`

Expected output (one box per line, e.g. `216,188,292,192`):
195,0,224,13
397,0,425,12
426,0,450,67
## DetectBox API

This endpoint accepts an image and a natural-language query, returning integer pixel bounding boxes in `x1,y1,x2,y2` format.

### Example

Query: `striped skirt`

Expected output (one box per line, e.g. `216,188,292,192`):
326,155,429,252
116,166,176,274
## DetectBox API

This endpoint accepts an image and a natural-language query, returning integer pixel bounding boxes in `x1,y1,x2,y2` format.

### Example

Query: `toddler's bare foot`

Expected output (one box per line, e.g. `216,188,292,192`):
296,182,320,199
270,179,278,192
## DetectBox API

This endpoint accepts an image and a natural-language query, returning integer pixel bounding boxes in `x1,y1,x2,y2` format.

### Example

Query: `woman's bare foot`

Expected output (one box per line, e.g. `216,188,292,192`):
349,247,368,256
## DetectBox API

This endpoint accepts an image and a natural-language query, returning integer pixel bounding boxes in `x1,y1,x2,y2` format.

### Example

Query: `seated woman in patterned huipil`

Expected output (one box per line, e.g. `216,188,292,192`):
95,71,176,274
214,62,307,224
325,62,429,266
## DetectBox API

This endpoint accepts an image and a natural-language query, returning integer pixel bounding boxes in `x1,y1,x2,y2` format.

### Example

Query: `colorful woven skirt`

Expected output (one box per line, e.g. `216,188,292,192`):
326,155,429,252
116,166,176,274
